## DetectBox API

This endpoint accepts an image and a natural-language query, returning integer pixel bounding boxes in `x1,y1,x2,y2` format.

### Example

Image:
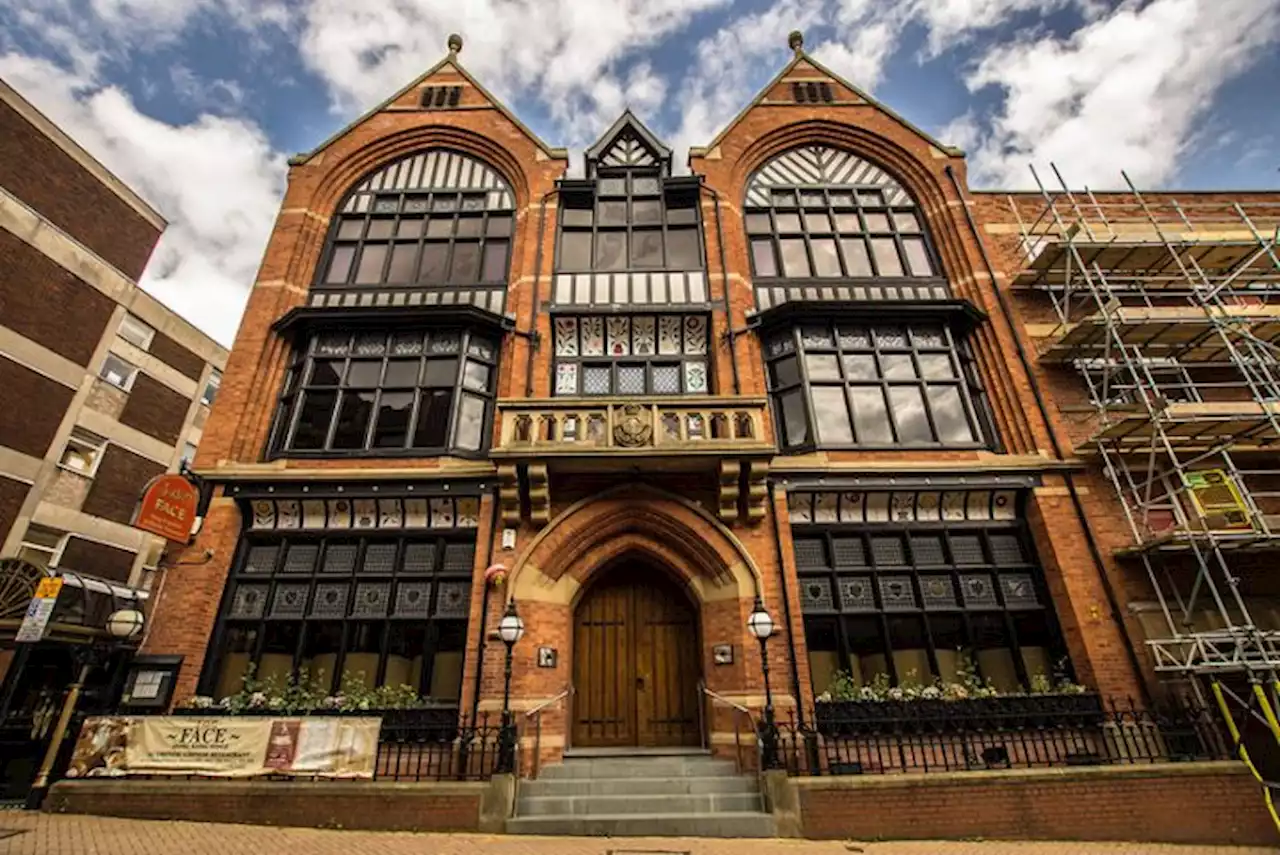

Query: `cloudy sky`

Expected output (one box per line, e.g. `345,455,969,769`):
2,0,1278,347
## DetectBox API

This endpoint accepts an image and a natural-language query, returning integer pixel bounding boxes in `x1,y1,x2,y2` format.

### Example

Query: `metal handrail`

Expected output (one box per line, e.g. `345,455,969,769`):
525,684,573,780
699,681,760,778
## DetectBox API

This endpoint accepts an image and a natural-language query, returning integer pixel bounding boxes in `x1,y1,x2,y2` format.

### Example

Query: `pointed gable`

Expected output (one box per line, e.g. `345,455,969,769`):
585,110,673,177
297,35,566,165
690,33,961,162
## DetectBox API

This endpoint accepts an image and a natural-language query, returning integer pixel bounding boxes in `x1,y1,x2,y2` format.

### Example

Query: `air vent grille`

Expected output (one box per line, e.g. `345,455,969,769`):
421,86,462,109
792,81,834,103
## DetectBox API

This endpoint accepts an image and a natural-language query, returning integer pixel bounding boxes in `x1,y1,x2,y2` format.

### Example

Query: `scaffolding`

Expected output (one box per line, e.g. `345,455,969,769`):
1008,167,1280,682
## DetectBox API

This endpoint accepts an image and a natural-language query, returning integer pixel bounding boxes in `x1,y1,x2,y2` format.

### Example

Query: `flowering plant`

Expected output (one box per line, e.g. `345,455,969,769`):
179,665,430,714
484,563,508,588
814,652,1088,703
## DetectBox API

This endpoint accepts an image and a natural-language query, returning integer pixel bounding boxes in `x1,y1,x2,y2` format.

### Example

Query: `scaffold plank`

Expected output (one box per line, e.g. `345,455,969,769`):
1014,237,1280,289
1035,305,1280,364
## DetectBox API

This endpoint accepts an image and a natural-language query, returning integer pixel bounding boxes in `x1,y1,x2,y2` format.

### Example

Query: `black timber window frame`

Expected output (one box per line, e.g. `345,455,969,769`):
556,172,703,274
746,186,944,293
202,531,476,703
316,190,514,291
765,320,995,450
269,327,498,459
793,516,1068,696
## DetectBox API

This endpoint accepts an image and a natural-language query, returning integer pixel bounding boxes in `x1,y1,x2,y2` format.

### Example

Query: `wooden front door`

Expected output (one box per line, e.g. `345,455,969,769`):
572,564,701,747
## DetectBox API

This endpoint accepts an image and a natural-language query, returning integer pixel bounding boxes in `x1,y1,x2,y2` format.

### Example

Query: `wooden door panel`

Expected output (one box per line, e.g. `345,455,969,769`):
637,582,700,746
572,582,634,746
573,567,700,748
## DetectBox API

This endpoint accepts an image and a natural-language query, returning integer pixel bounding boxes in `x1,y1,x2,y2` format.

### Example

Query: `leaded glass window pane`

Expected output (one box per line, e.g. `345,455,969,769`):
278,328,494,457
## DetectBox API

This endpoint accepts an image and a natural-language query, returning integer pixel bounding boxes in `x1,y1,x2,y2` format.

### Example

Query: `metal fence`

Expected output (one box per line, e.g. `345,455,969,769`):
768,695,1231,777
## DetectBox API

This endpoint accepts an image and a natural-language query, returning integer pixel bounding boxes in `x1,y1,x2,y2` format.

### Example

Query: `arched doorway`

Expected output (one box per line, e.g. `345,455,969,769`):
572,560,701,748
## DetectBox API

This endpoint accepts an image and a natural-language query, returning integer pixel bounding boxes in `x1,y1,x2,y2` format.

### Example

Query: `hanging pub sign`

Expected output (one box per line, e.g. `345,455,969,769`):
133,473,198,543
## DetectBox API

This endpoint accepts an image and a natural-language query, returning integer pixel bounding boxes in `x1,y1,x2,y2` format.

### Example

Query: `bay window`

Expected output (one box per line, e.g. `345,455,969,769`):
271,326,497,457
766,321,991,449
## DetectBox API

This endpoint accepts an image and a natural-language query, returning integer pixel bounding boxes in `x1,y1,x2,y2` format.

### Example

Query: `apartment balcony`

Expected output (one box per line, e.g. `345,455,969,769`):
491,396,776,525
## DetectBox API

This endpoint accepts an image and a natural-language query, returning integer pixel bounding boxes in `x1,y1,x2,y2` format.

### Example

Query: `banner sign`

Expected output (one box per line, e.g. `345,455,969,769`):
65,716,382,779
15,576,64,642
134,473,198,543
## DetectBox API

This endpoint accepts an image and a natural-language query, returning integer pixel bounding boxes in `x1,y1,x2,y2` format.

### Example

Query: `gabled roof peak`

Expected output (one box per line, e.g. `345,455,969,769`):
585,109,673,177
297,34,567,165
688,31,963,164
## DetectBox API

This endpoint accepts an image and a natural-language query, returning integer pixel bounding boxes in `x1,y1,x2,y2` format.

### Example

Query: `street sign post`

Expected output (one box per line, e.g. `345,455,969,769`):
15,576,64,642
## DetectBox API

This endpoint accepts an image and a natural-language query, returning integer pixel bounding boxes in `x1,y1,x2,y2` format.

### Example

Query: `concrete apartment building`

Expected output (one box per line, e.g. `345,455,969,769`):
0,76,228,799
0,79,227,590
89,33,1280,843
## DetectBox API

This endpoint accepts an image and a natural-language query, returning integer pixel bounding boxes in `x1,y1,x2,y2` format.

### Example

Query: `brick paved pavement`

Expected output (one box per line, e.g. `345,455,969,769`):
0,814,1275,855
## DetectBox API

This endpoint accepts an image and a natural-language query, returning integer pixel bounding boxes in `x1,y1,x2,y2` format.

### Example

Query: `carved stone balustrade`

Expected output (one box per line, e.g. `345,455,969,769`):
492,396,776,525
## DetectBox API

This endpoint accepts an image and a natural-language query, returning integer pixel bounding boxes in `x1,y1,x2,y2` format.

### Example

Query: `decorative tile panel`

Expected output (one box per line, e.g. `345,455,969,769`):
248,497,479,531
658,317,681,354
838,576,875,611
632,317,656,355
788,491,1024,524
352,582,391,617
230,585,268,619
271,584,309,617
394,582,433,616
555,363,578,394
878,576,916,610
919,576,957,610
606,317,630,355
959,574,999,608
353,499,378,529
434,580,470,617
1000,574,1038,608
311,583,350,617
683,361,708,394
378,499,403,528
581,317,604,355
799,577,835,613
554,318,579,356
683,317,708,354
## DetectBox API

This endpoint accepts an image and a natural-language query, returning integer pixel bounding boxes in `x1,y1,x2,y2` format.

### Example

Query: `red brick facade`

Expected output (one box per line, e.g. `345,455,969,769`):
145,38,1279,800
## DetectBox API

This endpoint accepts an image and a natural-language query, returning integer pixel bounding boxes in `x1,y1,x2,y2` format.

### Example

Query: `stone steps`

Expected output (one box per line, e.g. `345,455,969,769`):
520,775,759,798
507,751,777,838
517,792,765,816
505,812,778,837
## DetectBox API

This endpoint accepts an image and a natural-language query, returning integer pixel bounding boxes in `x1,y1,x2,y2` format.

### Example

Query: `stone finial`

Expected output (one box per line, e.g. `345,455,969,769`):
447,33,463,55
788,30,804,53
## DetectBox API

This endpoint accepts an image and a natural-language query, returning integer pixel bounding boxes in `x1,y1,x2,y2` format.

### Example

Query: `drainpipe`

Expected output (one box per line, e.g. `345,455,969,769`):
702,184,741,396
469,487,502,725
524,189,557,397
944,165,1150,703
768,482,806,728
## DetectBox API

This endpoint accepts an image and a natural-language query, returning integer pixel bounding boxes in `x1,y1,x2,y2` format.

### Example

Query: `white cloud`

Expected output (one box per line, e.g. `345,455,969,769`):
959,0,1280,188
0,52,286,346
671,0,828,161
295,0,726,149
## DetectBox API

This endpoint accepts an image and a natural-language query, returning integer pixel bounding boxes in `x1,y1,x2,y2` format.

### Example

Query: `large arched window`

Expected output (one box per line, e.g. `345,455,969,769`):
747,146,995,451
315,149,516,315
745,146,946,309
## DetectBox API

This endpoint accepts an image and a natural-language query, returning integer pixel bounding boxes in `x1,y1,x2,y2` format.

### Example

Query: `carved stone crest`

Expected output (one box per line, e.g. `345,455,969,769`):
613,404,653,447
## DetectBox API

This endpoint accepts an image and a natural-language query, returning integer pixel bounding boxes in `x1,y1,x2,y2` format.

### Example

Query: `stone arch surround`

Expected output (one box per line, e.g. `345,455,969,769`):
509,484,763,607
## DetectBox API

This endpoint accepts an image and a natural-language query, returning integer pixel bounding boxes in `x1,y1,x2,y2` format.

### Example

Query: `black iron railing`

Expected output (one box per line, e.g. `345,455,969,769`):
765,695,1230,776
